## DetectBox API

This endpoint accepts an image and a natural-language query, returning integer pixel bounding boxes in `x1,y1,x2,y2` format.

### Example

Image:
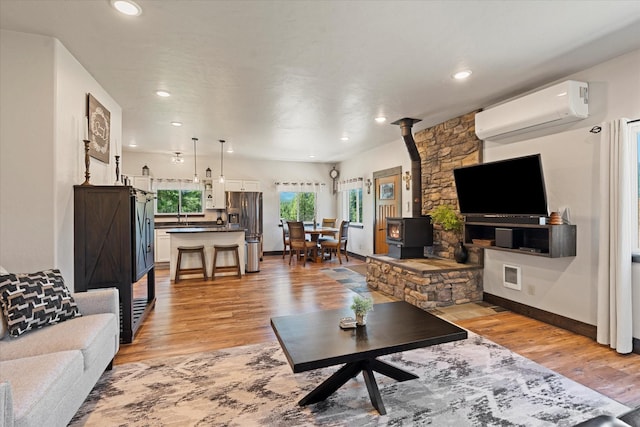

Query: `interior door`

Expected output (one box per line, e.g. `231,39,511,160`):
374,174,401,254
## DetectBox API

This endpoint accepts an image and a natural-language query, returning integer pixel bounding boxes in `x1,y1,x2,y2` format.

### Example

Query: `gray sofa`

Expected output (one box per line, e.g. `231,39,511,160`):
0,288,120,427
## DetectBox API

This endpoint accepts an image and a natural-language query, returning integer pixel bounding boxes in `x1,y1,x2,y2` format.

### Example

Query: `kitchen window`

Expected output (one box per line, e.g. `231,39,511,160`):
154,180,203,215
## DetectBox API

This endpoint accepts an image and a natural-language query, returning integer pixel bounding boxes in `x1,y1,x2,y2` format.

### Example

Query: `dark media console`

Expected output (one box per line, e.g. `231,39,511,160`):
465,215,544,225
464,219,576,258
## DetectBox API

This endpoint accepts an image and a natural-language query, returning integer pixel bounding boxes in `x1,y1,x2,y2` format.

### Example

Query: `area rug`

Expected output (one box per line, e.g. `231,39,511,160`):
70,333,628,426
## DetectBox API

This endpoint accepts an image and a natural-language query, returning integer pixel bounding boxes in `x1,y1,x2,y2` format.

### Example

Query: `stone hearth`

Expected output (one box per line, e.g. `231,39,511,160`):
366,255,483,309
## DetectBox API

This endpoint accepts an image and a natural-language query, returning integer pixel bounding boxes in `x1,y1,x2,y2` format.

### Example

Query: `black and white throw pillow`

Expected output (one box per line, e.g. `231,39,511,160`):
0,269,81,337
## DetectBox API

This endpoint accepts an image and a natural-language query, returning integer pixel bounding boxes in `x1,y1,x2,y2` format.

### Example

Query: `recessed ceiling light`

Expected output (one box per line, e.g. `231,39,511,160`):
226,146,234,153
341,136,349,141
375,116,387,123
111,0,142,16
170,121,183,127
128,143,137,148
156,90,171,97
309,155,316,159
452,70,472,80
556,91,568,97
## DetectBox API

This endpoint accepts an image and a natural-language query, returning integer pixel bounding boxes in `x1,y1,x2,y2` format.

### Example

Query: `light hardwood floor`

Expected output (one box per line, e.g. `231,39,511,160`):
118,254,640,408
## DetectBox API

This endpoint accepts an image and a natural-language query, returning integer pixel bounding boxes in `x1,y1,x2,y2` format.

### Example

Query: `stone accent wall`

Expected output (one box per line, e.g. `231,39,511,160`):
367,256,483,309
414,110,483,264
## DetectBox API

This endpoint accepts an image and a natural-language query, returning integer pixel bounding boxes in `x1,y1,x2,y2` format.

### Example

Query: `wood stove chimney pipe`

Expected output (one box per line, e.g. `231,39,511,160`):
392,118,422,218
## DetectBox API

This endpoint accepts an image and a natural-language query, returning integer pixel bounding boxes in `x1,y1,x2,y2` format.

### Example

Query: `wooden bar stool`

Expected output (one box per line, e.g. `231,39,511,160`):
175,245,207,283
212,244,242,280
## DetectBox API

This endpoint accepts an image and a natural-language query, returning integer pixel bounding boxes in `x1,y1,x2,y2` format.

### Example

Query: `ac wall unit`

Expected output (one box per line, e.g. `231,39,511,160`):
475,80,588,140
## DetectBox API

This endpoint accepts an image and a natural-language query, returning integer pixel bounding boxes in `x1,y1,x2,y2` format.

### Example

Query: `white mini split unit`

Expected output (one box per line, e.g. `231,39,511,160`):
475,80,589,140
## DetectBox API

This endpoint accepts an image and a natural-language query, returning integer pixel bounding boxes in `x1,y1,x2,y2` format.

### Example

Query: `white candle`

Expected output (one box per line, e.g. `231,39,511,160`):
84,116,89,140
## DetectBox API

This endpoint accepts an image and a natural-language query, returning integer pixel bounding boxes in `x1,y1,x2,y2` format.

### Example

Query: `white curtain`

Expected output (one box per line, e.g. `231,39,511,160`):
153,178,201,191
337,177,363,192
274,182,326,192
597,118,633,354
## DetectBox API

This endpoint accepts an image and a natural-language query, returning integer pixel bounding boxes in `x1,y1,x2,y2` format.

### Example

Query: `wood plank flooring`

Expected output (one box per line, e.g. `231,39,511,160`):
118,254,640,408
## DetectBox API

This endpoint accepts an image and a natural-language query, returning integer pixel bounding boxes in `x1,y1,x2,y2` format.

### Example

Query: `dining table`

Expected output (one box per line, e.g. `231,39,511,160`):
304,226,339,262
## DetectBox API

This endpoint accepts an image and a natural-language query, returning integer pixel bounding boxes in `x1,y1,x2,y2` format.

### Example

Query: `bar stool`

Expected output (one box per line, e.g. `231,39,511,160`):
175,245,207,283
212,244,242,280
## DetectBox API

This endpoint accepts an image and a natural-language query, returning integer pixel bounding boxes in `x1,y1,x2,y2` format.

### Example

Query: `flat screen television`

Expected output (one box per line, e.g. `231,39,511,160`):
453,154,548,216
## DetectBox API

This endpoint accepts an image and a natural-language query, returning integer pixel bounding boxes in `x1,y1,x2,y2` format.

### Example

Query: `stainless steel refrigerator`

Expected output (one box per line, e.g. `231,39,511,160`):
226,191,263,256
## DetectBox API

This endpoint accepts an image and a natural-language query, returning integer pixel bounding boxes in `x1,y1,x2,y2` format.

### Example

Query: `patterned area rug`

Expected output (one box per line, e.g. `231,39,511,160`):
71,333,628,426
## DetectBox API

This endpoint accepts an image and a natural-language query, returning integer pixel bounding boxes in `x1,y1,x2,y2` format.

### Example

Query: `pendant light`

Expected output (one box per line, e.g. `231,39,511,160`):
219,139,225,184
192,137,199,183
171,152,184,163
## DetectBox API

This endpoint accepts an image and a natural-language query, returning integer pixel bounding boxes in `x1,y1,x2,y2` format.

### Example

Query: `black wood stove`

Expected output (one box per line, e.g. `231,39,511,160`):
386,216,433,259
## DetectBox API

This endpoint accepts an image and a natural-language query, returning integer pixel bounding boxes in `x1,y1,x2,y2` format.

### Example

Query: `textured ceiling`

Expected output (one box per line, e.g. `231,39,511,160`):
1,0,639,162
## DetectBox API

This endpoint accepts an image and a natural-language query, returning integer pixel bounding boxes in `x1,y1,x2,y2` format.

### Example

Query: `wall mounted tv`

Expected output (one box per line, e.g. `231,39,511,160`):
453,154,549,217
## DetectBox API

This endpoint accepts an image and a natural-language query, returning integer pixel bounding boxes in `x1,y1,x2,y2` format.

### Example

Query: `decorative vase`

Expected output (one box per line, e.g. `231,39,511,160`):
355,313,367,326
454,241,468,264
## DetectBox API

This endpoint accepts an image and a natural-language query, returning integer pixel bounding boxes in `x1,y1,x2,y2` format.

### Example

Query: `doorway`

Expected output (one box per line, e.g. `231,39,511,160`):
373,167,402,254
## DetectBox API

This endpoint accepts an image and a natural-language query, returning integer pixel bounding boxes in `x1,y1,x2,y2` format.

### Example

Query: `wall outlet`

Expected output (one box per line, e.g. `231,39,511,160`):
503,264,522,291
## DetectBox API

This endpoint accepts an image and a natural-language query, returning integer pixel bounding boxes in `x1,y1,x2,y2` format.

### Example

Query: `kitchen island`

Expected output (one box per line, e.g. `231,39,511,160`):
166,226,246,279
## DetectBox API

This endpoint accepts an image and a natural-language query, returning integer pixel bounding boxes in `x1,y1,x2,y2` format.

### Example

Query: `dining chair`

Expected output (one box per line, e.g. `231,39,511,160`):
280,218,290,259
318,217,337,242
320,220,350,264
287,221,317,266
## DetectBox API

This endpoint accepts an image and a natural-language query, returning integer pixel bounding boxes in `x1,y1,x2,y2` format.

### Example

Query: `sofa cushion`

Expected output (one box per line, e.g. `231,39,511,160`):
0,350,83,425
0,313,116,370
0,269,80,337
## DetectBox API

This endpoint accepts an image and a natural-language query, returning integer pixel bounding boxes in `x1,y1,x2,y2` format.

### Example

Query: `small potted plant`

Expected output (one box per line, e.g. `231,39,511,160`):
350,295,374,326
429,204,467,263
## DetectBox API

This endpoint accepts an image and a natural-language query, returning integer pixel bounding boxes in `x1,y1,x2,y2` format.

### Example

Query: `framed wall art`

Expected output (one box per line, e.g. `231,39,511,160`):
379,182,395,200
87,93,110,163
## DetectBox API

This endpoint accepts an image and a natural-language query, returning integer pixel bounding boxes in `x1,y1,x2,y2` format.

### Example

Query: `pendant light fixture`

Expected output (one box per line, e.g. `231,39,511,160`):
219,139,226,184
192,137,199,183
171,152,184,164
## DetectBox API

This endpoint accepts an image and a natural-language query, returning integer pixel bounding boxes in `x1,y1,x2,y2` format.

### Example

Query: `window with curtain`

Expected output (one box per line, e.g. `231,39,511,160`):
275,182,325,222
154,179,203,215
338,177,364,225
279,192,316,222
345,188,363,224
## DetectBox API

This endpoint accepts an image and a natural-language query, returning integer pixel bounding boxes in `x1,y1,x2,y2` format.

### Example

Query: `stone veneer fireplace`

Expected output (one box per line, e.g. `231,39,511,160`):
366,110,485,308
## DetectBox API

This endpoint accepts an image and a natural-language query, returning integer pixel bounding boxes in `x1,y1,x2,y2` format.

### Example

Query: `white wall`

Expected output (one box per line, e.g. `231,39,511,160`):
0,30,122,282
1,30,56,272
482,50,640,337
122,151,335,253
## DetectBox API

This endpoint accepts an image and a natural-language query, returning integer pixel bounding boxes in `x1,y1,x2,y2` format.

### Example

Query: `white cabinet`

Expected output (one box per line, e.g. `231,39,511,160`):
203,179,226,209
132,175,153,192
225,179,260,192
155,229,171,263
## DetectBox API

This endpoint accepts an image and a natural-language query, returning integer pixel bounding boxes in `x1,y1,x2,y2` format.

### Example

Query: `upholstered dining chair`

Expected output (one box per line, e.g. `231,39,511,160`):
280,218,290,259
287,221,317,266
320,220,350,264
318,217,337,243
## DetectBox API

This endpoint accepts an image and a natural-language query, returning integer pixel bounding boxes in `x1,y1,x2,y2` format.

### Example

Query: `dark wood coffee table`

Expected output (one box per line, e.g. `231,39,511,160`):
270,301,467,415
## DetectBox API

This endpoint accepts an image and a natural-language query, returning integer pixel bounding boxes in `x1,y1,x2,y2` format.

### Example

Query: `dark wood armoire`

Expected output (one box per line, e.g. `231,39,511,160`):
74,185,156,343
